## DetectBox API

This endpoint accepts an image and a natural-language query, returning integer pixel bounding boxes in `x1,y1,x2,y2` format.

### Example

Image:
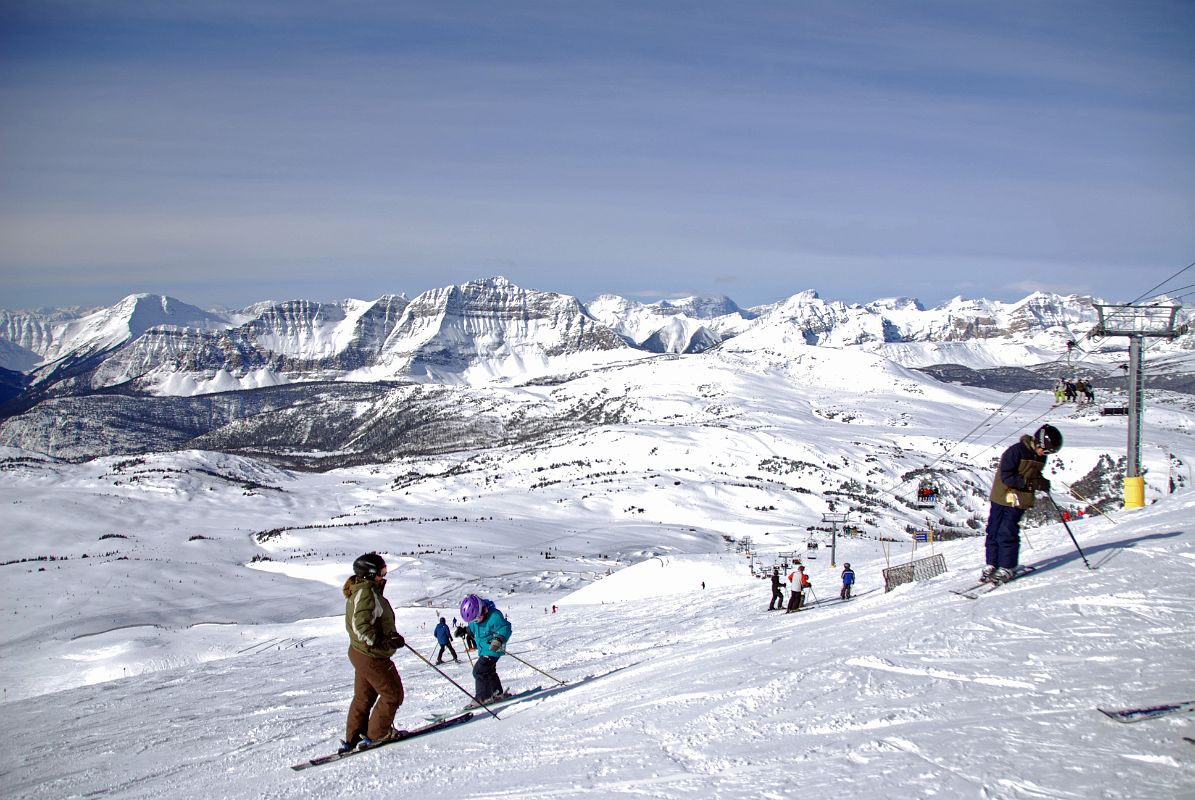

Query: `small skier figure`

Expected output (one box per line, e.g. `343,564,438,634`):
785,565,808,613
460,593,512,704
840,563,855,600
340,553,406,753
434,616,459,664
454,623,476,651
768,567,785,610
981,424,1062,585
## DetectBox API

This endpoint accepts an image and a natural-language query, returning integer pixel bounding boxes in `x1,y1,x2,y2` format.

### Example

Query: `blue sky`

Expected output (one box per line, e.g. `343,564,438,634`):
1,1,1193,311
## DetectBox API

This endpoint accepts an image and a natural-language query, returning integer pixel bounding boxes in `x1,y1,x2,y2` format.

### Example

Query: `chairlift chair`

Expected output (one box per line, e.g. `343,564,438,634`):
914,479,939,508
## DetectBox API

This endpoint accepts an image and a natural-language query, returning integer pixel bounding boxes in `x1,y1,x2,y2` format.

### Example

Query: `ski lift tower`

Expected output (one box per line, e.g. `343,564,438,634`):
1091,304,1183,509
821,512,850,567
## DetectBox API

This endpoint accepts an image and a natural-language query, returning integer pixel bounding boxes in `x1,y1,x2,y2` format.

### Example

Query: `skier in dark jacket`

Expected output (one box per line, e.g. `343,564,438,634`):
840,563,855,600
768,568,784,610
982,425,1062,584
434,617,459,664
341,553,406,753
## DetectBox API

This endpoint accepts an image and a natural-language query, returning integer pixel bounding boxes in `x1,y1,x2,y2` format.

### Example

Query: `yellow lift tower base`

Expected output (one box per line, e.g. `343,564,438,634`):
1124,476,1145,510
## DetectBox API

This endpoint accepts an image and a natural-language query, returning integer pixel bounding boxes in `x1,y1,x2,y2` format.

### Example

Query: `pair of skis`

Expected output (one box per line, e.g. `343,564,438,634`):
1098,700,1195,724
290,711,474,771
424,684,547,722
949,565,1037,599
293,682,570,770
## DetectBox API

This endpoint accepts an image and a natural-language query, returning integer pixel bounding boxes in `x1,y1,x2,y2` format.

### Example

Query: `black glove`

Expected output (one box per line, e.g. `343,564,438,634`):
1034,476,1051,492
385,633,405,649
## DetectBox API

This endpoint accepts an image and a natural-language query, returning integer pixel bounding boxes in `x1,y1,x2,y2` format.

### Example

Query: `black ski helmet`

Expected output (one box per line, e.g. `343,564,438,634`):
352,552,387,579
1034,424,1063,454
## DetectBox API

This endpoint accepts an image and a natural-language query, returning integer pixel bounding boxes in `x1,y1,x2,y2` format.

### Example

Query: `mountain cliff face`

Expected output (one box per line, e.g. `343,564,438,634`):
5,278,632,398
372,278,628,380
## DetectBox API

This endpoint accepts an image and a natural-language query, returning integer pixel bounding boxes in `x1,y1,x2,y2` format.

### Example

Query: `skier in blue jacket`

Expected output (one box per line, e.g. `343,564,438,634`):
840,563,855,600
460,594,513,704
433,616,459,664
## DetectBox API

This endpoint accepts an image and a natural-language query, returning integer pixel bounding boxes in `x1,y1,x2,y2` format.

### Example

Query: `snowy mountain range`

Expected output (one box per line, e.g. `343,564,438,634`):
3,277,1191,401
1,277,1191,469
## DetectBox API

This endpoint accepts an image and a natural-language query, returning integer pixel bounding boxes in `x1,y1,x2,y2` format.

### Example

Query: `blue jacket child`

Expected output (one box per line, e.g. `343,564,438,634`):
470,601,512,658
433,616,459,664
461,594,513,702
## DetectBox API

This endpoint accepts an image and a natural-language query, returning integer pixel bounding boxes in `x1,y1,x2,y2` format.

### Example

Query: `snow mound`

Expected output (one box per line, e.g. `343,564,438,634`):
557,554,754,605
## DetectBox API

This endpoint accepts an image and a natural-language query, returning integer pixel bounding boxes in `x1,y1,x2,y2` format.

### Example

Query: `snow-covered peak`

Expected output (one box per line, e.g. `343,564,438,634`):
867,296,925,313
38,294,228,365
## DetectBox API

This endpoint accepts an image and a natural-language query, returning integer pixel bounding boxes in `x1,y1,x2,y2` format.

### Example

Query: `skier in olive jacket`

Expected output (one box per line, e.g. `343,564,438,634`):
341,553,406,752
983,425,1062,584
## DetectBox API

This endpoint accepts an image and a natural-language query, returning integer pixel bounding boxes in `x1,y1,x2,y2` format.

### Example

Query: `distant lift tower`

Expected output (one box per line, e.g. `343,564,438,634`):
1091,304,1183,509
821,512,849,567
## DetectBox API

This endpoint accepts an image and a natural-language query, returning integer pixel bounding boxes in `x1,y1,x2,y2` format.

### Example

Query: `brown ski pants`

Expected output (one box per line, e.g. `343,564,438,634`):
346,647,405,740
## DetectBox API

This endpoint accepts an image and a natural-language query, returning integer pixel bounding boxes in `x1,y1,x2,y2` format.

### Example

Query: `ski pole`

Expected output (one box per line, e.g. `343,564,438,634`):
404,643,501,720
1047,492,1093,570
806,586,818,607
505,651,566,686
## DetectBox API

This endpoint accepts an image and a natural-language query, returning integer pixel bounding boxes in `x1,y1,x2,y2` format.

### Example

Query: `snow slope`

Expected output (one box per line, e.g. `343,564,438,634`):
2,334,1194,798
1,488,1192,799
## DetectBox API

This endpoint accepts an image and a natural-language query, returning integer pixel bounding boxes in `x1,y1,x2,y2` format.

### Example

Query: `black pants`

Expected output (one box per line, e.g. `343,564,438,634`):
769,588,784,610
435,641,458,663
840,584,852,600
786,591,803,612
473,656,503,700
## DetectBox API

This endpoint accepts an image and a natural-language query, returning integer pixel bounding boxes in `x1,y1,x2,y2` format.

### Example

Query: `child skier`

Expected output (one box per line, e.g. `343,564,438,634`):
840,563,855,600
460,594,513,704
434,616,459,664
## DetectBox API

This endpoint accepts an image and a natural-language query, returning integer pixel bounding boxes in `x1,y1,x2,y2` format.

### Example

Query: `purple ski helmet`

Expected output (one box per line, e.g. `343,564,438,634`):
460,593,483,623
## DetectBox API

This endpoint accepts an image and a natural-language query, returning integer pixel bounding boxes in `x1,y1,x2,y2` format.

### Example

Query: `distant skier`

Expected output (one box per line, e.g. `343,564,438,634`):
434,616,459,665
785,565,808,613
840,563,855,600
981,425,1062,584
454,623,475,651
768,568,785,611
460,593,513,704
340,553,406,753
